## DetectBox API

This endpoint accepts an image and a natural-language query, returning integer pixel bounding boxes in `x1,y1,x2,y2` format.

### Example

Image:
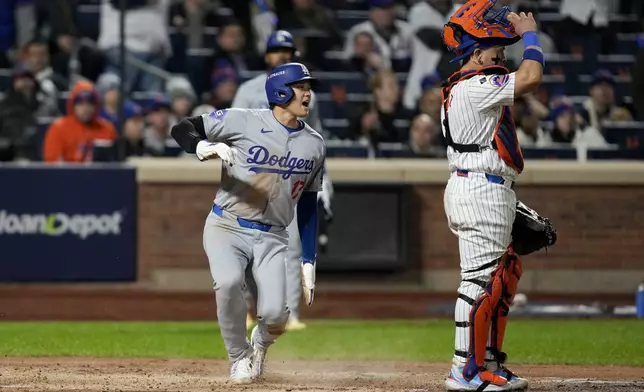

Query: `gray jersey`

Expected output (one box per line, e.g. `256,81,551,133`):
232,73,324,134
203,108,326,227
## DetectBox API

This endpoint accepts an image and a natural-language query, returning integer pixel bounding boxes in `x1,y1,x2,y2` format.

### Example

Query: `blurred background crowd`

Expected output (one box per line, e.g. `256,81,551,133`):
0,0,643,162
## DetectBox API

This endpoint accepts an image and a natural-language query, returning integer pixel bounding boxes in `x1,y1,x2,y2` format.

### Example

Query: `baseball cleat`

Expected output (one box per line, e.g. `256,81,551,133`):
445,364,511,391
250,325,267,380
490,366,528,391
229,356,253,384
285,316,306,331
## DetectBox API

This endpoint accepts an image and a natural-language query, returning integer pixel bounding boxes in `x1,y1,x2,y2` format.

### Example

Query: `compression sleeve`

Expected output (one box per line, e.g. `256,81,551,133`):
297,191,318,263
170,116,207,153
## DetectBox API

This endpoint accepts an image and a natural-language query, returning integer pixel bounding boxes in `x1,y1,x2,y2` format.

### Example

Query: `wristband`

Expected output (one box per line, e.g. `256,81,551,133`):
522,31,540,48
522,48,545,67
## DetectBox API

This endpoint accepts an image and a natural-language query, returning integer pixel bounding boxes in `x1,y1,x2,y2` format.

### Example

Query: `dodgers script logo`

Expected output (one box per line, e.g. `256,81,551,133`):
246,146,314,179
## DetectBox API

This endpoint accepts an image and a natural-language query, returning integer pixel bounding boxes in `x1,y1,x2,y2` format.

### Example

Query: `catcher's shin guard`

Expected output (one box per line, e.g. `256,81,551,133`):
463,247,523,385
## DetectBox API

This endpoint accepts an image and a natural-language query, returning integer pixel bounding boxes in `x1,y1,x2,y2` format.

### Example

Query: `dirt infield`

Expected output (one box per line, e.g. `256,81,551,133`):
1,358,642,392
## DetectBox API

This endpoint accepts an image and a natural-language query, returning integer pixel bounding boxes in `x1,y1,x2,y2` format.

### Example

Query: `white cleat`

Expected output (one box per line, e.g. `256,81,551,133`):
250,325,267,380
285,316,306,331
229,356,253,384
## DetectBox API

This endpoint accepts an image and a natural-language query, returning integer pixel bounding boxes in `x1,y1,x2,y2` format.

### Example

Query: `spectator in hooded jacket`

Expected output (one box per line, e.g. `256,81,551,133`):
43,80,117,163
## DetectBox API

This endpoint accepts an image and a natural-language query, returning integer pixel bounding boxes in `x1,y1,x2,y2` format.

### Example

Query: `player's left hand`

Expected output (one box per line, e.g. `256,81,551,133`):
301,260,316,306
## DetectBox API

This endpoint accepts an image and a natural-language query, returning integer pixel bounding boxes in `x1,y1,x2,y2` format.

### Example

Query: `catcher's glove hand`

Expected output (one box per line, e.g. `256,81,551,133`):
511,201,557,256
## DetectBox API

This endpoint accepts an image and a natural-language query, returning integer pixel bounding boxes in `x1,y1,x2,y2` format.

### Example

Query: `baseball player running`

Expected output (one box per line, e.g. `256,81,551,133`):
439,0,544,391
170,62,325,384
232,30,333,331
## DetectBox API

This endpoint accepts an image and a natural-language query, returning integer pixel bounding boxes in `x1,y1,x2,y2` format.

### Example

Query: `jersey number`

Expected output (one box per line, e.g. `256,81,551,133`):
291,181,305,200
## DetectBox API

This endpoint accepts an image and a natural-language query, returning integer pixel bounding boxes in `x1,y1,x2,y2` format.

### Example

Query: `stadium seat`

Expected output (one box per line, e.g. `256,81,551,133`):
167,31,188,74
615,34,639,55
377,143,415,158
77,4,101,41
163,140,184,157
587,147,644,160
602,122,644,149
35,119,54,161
522,147,578,160
325,140,371,158
92,140,117,162
0,69,12,91
186,49,214,97
336,10,368,31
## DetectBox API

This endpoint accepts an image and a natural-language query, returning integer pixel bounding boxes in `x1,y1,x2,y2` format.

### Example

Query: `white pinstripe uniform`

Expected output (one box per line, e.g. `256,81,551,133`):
441,71,523,365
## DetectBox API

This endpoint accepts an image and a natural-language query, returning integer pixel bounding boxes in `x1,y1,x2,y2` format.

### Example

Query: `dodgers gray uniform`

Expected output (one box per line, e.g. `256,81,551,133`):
201,108,325,362
232,73,325,321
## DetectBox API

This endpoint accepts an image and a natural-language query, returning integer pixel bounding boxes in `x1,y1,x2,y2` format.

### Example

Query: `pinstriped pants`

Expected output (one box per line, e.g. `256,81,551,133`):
443,171,516,365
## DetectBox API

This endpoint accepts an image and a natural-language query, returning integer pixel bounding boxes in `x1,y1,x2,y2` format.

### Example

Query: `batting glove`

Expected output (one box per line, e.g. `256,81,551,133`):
196,140,237,166
301,259,316,306
317,174,334,220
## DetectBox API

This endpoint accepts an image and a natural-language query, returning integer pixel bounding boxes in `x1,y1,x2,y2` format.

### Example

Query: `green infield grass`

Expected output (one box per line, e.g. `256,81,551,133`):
0,320,641,366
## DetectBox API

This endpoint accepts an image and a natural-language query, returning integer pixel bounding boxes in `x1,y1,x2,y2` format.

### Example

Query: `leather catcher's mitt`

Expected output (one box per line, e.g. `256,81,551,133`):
512,201,557,255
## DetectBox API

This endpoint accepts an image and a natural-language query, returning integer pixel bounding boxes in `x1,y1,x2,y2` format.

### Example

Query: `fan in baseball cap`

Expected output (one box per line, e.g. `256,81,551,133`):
265,30,299,70
368,0,398,32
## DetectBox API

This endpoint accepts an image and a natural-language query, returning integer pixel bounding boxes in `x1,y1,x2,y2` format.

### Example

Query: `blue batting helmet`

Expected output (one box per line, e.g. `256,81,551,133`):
266,30,296,52
265,62,317,105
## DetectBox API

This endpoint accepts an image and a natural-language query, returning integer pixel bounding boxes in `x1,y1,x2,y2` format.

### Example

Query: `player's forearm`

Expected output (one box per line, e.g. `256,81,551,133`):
170,116,207,153
297,191,319,262
514,32,544,96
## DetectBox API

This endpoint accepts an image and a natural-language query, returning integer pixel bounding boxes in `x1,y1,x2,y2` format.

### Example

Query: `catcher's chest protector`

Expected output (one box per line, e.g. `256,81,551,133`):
441,66,524,173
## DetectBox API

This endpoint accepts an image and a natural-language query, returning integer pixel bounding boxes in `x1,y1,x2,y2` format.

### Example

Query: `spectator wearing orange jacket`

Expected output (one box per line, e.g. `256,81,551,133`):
43,80,117,163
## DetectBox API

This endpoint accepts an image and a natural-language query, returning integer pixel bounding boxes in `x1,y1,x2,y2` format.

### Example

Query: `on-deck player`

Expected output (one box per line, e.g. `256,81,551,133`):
232,29,333,331
440,1,544,391
170,62,325,384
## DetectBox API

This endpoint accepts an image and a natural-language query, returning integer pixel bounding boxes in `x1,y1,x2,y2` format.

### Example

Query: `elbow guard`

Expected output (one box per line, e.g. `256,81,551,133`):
170,116,207,153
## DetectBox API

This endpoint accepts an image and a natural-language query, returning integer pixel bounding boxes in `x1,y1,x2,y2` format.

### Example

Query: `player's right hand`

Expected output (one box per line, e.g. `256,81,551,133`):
196,140,237,166
507,12,538,37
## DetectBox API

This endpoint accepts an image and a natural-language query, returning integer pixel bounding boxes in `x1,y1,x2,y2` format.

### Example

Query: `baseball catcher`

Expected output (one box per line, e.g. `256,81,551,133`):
440,0,557,391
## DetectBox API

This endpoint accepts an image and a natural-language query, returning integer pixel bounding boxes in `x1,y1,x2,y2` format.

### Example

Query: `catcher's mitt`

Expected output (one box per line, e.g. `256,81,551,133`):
511,201,557,255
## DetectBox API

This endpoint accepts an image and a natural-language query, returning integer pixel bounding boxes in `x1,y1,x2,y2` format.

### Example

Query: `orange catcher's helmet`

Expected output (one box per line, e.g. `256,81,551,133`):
442,0,521,63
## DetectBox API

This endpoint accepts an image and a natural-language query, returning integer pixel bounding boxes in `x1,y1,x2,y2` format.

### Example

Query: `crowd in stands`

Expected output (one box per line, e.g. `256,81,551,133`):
0,0,643,163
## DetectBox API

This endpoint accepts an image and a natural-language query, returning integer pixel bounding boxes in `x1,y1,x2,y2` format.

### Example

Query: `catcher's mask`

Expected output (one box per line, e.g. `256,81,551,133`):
442,0,521,63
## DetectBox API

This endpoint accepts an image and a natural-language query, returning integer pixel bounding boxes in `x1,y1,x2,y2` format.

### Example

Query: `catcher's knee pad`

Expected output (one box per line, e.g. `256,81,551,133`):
463,248,523,381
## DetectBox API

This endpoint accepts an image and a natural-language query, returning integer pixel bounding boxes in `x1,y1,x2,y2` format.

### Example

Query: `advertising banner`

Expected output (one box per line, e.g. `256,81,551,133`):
0,165,136,282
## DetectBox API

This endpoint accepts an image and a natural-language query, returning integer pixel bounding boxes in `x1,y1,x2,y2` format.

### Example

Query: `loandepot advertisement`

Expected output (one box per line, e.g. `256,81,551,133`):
0,166,136,282
0,211,124,239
